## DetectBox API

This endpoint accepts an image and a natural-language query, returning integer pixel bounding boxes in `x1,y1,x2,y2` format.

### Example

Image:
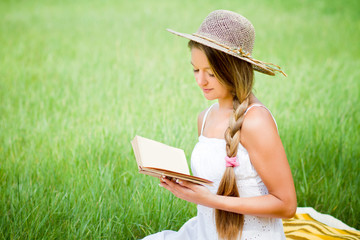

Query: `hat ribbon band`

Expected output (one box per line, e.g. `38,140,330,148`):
192,33,287,77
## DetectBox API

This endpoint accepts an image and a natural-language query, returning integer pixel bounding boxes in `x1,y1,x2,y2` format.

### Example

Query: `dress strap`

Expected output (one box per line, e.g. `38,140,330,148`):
200,103,216,136
244,104,278,131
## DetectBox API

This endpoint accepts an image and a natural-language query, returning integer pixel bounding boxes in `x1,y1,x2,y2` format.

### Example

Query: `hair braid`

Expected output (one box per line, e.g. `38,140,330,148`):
225,97,249,157
215,97,249,240
189,40,254,240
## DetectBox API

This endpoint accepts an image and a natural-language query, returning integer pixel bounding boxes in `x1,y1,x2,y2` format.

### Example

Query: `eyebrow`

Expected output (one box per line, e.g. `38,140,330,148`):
190,62,211,69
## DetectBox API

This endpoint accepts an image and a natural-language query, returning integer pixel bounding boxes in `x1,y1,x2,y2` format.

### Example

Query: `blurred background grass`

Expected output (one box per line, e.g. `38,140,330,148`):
0,0,359,239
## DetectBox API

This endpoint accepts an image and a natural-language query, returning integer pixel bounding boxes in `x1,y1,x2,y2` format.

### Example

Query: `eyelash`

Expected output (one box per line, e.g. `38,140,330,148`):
193,69,215,77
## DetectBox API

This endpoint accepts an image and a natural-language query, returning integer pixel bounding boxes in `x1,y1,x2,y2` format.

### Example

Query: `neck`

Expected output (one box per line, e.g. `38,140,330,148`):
217,92,255,110
217,96,234,110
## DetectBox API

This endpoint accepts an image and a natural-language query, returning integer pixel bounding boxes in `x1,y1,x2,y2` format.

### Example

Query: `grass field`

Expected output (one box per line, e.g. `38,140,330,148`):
1,0,359,239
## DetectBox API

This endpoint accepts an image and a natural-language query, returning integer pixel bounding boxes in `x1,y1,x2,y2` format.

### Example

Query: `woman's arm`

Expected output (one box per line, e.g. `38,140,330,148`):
237,106,297,218
160,107,297,219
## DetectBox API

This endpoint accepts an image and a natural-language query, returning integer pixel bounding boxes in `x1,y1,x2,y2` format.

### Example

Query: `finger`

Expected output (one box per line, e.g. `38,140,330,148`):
159,181,172,192
159,181,167,188
176,179,195,189
164,178,187,194
161,177,179,189
163,177,176,187
175,179,189,188
160,175,168,183
162,177,194,194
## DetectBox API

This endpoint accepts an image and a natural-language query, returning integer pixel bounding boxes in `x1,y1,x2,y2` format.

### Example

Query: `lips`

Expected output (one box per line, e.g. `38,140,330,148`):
202,88,213,93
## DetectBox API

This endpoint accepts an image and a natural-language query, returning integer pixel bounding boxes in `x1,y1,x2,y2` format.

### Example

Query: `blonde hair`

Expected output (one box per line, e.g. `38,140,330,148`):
189,40,254,240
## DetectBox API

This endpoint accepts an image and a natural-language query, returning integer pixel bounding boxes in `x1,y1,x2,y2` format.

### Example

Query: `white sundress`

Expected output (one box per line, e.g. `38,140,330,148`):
142,104,286,240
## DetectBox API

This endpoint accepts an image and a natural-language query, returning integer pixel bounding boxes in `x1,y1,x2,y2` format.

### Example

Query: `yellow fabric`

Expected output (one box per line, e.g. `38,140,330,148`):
283,213,360,240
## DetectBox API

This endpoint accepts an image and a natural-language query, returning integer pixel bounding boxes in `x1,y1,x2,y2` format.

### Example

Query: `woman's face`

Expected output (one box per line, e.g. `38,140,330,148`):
191,47,232,101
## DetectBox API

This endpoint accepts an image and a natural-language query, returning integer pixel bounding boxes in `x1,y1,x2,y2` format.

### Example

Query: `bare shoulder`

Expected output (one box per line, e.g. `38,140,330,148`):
197,107,209,137
240,106,278,146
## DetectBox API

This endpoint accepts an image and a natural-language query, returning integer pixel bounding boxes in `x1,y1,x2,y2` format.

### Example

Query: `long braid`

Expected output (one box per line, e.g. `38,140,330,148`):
225,97,249,157
189,40,254,240
215,97,249,240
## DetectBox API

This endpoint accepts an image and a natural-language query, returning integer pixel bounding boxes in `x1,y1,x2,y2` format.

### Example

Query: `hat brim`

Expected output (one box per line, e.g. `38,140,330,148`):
167,28,275,76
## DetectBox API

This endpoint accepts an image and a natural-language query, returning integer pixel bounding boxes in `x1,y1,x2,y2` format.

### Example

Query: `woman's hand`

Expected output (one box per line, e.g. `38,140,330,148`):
159,176,213,206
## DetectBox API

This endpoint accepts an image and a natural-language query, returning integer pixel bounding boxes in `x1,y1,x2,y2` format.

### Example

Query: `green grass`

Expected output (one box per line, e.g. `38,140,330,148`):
0,0,359,239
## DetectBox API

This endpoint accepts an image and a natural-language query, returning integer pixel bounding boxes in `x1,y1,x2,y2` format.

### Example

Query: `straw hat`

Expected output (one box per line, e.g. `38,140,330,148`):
167,10,286,76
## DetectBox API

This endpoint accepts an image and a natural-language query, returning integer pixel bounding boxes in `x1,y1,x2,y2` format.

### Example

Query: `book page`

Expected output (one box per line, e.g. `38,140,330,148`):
132,136,190,175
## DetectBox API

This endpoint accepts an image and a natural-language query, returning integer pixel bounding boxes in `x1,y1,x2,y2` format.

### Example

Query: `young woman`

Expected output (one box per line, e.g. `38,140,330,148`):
143,10,297,240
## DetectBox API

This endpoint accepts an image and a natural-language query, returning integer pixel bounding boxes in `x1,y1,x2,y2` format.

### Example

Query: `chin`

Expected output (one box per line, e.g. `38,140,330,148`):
203,94,216,101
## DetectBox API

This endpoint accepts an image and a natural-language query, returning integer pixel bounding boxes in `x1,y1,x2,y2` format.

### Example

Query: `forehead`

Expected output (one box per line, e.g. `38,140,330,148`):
191,48,211,69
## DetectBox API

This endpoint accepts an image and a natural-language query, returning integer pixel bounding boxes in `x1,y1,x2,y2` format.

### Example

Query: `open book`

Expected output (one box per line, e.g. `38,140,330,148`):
131,135,213,186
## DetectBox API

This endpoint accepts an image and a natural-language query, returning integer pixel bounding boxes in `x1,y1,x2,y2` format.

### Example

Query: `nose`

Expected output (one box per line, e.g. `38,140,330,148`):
195,70,207,86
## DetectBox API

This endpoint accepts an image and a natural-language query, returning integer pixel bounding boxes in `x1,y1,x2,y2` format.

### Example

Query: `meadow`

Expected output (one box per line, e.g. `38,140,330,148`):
0,0,359,239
